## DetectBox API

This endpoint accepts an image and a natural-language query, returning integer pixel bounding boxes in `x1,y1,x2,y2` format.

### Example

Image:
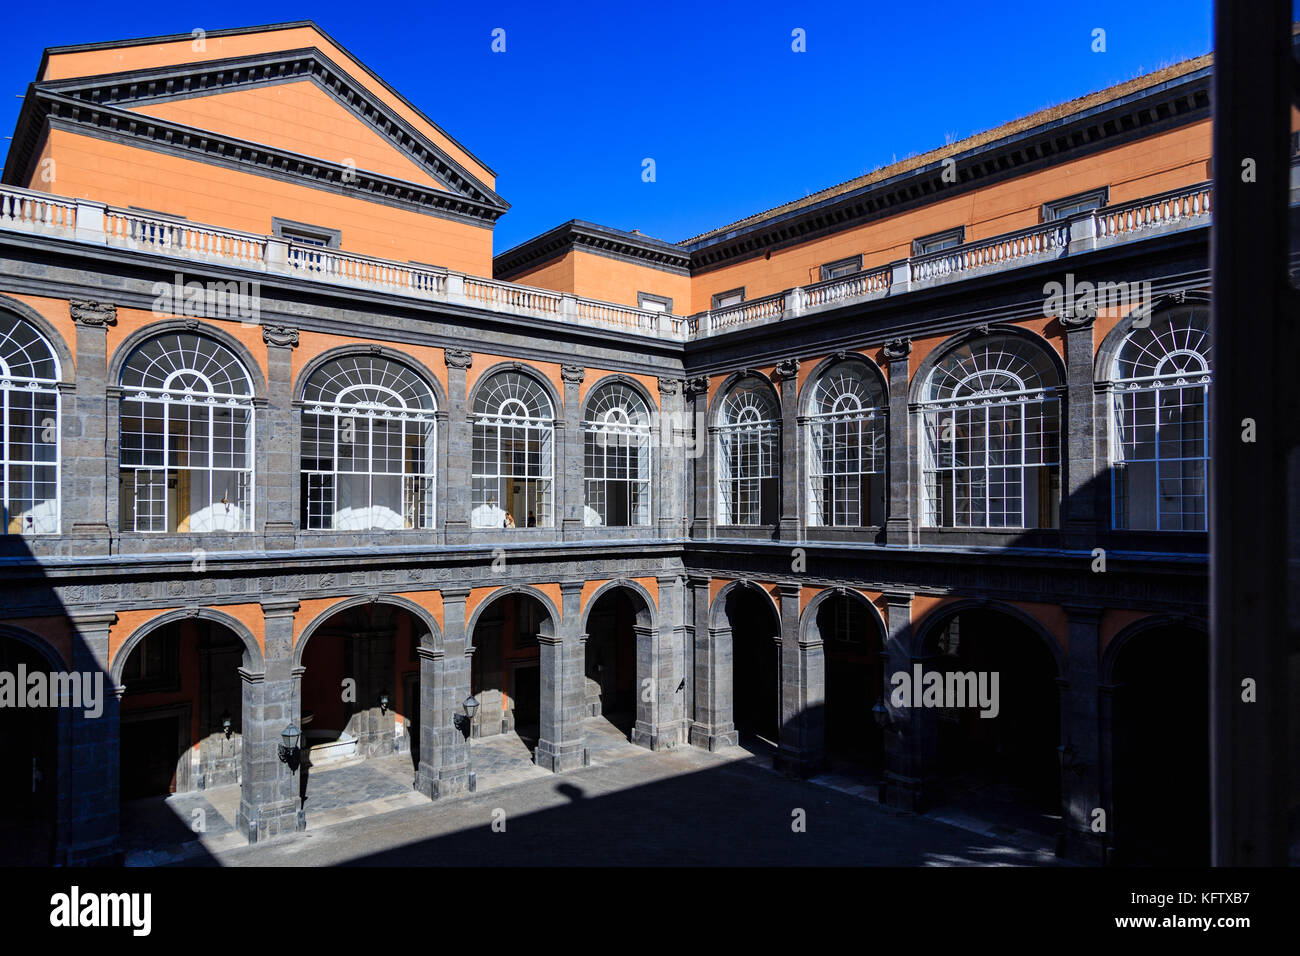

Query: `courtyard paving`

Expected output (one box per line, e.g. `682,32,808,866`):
124,716,1067,866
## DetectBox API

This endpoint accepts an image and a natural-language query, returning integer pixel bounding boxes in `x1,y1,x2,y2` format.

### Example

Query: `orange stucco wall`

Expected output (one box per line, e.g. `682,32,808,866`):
689,120,1212,313
130,81,447,191
27,129,492,274
509,249,691,313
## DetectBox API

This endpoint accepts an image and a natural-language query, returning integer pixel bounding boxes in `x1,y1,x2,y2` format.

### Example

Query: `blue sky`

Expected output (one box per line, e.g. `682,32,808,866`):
0,0,1212,251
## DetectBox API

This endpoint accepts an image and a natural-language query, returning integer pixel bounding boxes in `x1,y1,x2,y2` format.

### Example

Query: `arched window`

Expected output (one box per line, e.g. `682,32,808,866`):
300,355,437,530
472,371,554,529
583,381,651,527
717,377,779,526
0,314,59,534
919,334,1060,529
1109,309,1211,531
118,333,254,533
806,362,886,526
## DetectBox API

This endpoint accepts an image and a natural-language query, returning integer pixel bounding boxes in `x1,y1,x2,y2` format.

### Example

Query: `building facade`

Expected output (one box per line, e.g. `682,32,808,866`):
0,22,1225,866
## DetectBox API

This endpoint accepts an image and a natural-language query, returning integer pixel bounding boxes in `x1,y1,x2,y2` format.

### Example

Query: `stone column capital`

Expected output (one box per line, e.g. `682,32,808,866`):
70,299,117,327
444,347,473,369
261,325,300,348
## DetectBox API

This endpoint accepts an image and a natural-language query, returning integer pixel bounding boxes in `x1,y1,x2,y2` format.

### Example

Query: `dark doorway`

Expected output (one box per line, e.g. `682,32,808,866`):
928,609,1061,814
471,593,547,751
0,635,58,865
1111,624,1210,866
728,587,780,744
120,714,183,798
819,594,884,770
585,589,640,738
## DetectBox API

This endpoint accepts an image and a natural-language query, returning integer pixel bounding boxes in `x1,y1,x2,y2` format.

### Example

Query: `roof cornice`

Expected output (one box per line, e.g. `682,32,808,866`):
683,66,1212,273
6,91,503,228
494,220,692,280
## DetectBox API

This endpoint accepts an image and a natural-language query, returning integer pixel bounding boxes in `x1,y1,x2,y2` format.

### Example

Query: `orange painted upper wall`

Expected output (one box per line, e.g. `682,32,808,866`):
511,249,692,312
38,23,495,189
128,81,447,191
688,120,1212,313
30,128,493,274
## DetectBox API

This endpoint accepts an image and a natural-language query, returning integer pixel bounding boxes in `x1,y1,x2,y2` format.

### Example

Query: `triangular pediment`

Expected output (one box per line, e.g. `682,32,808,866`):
5,39,508,223
126,79,451,192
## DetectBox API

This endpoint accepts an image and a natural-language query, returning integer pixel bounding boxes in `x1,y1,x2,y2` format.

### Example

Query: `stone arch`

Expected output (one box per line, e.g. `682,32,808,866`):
0,622,66,671
293,593,443,668
465,585,560,646
581,578,657,633
707,370,779,425
582,373,657,418
111,607,263,686
108,319,268,400
1094,293,1211,384
293,344,448,411
1100,613,1207,686
709,579,781,631
911,597,1066,677
469,361,563,419
799,587,887,644
908,323,1066,406
0,295,74,384
798,353,887,417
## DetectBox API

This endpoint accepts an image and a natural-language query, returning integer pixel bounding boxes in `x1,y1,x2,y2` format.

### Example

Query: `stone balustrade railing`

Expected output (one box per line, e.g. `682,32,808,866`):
0,180,1217,342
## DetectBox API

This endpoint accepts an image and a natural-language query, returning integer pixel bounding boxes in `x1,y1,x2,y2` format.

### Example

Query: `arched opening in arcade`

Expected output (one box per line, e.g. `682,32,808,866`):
584,586,651,742
0,632,59,865
1109,622,1209,866
469,592,548,751
117,616,246,849
921,607,1062,821
816,592,886,772
723,586,781,748
299,602,423,771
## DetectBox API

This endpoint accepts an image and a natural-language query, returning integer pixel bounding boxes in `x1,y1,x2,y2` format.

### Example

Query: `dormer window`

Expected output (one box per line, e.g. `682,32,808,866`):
272,218,341,249
1042,187,1109,221
637,292,673,313
912,227,965,256
712,288,745,309
820,255,862,281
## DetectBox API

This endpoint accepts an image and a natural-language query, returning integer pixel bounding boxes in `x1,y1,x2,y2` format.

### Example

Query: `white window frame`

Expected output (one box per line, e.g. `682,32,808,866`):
583,382,652,527
1109,312,1212,531
0,316,60,535
716,380,780,526
471,372,555,529
805,364,886,527
118,334,256,534
917,336,1061,530
300,355,437,531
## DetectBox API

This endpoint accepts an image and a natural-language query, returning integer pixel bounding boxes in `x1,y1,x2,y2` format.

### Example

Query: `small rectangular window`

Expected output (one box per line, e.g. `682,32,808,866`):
912,227,965,256
820,255,862,281
712,287,745,309
1042,187,1109,221
272,217,341,249
637,292,673,313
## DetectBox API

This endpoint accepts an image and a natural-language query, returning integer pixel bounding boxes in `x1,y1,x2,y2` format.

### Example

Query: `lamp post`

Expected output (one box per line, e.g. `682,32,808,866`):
454,695,480,793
